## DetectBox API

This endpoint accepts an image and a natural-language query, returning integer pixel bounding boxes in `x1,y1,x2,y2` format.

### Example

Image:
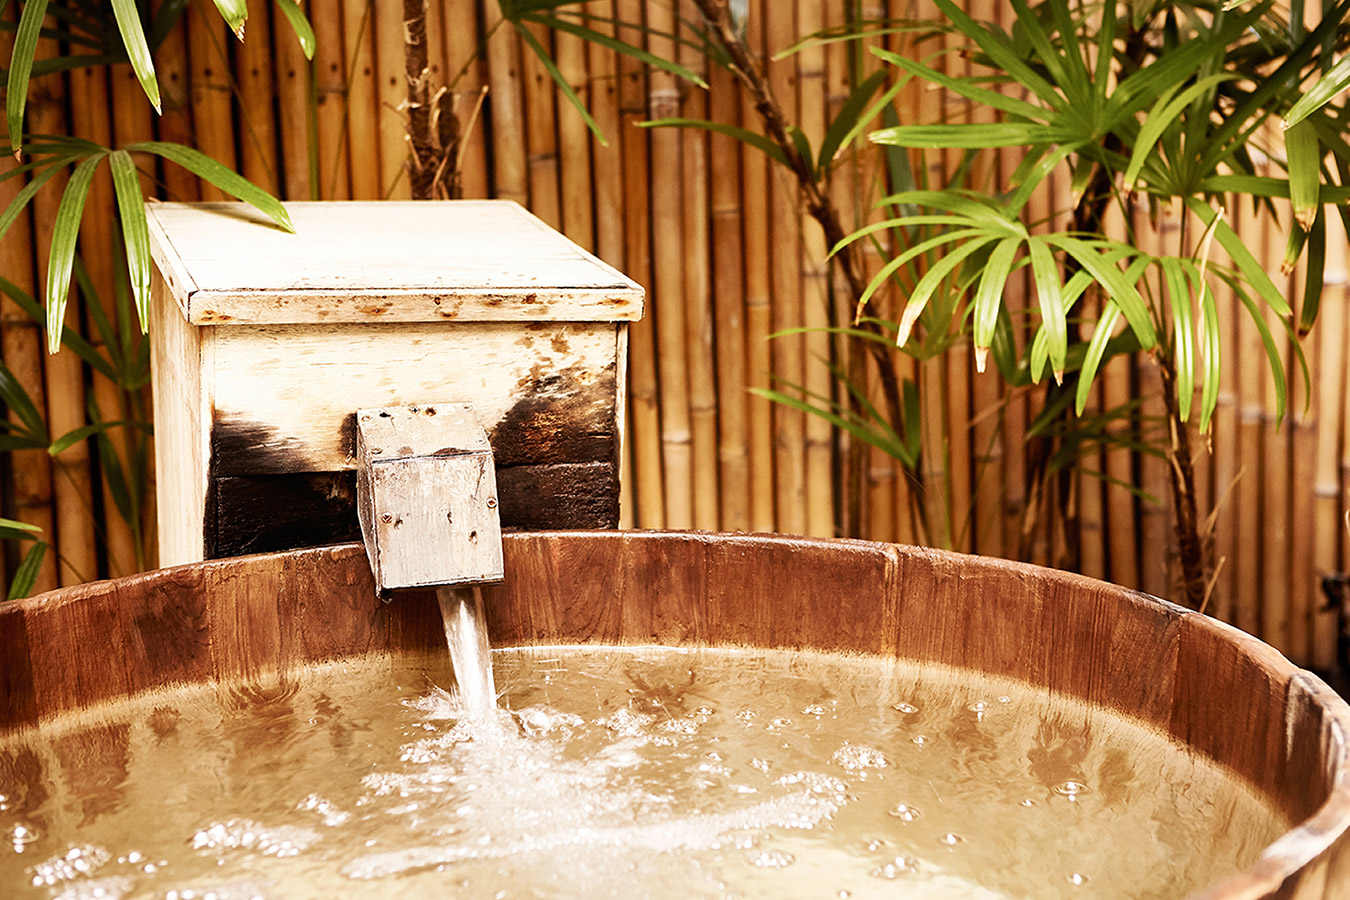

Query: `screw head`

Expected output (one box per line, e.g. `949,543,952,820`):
380,513,393,524
486,497,497,509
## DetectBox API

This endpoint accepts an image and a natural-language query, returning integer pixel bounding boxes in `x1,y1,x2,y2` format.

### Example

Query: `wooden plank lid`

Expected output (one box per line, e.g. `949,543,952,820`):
146,200,645,325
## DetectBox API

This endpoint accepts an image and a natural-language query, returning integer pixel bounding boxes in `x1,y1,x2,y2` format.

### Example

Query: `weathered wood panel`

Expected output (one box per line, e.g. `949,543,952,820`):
145,201,643,324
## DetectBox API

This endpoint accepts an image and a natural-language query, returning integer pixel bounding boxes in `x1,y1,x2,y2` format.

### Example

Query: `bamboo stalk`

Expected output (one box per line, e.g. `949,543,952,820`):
70,62,137,579
313,0,351,199
1233,197,1265,637
646,0,692,529
1098,200,1138,587
187,3,240,201
1207,224,1240,626
795,0,833,538
677,1,720,532
374,1,412,198
616,0,663,527
741,0,774,534
0,146,57,592
707,42,747,532
29,31,96,587
438,0,489,199
153,13,200,201
485,8,528,204
340,0,382,199
1312,210,1348,669
765,0,806,536
235,1,279,194
1260,206,1292,655
520,21,561,227
586,0,623,257
554,15,593,246
275,1,314,200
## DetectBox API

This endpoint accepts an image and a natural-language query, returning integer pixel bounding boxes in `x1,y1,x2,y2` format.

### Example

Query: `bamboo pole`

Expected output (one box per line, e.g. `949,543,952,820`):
485,8,528,204
1233,197,1265,636
766,0,806,536
70,62,137,578
1135,214,1169,599
187,4,239,201
438,0,489,199
340,0,382,200
154,13,200,201
313,0,351,200
0,147,57,592
275,2,314,200
1312,211,1348,669
235,3,279,194
1259,205,1292,655
705,49,748,533
742,0,775,533
1099,200,1137,587
616,0,663,527
795,0,833,538
555,15,593,246
1208,231,1240,626
374,1,412,198
29,31,96,587
676,2,720,532
520,21,562,227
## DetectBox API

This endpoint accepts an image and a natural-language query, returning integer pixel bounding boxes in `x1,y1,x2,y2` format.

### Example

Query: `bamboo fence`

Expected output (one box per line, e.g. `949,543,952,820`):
0,0,1346,671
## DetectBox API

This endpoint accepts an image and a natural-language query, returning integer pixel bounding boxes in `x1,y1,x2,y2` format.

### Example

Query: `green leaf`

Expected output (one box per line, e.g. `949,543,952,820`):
897,237,995,347
0,273,114,378
1123,74,1237,191
1076,302,1123,415
752,387,916,468
1184,197,1290,317
108,150,151,333
45,153,104,354
0,361,45,439
854,228,985,318
1227,278,1289,422
1286,52,1350,127
971,236,1020,370
47,419,148,456
274,0,315,59
639,118,787,167
1285,118,1321,231
818,69,886,170
787,125,812,176
110,0,161,113
0,154,77,243
1186,265,1221,432
1161,257,1195,422
513,21,607,146
1026,236,1066,381
870,121,1075,149
523,12,708,89
930,0,1062,109
7,0,49,157
0,517,41,541
1299,208,1326,336
125,141,294,232
1043,235,1156,349
870,47,1051,122
211,0,247,40
7,540,46,600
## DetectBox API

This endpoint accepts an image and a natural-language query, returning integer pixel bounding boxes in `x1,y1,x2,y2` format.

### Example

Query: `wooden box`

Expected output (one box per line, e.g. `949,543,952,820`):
147,200,642,567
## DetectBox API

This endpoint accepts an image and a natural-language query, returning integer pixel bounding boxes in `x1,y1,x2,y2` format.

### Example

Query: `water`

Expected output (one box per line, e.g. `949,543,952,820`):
0,646,1285,900
436,587,497,718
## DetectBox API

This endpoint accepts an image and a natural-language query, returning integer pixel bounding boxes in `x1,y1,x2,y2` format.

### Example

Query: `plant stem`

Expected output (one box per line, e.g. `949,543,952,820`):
689,0,909,502
404,0,435,200
1157,359,1209,609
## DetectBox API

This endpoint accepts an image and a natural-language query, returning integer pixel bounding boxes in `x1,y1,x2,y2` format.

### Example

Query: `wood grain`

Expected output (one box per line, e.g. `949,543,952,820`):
2,532,1348,900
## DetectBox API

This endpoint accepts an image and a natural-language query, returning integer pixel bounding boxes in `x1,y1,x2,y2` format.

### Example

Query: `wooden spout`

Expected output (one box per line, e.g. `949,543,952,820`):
355,402,504,593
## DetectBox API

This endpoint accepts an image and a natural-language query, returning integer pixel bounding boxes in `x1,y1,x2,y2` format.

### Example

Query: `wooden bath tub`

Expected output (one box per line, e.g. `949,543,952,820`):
1,531,1347,898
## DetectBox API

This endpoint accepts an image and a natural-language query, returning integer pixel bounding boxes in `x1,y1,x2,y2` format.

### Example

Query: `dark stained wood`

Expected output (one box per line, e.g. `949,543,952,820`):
208,473,364,558
496,462,619,529
1,532,1348,900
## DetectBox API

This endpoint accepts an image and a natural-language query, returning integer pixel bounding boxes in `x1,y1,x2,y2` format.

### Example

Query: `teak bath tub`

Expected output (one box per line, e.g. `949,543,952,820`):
1,531,1347,898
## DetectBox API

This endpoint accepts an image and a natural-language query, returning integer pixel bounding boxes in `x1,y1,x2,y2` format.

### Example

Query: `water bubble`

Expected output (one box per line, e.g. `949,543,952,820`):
870,855,920,879
750,848,795,868
1069,872,1089,885
831,742,890,772
997,696,1011,704
911,735,927,747
1020,799,1036,807
10,822,39,850
800,704,826,716
967,701,988,713
766,716,794,731
890,702,919,714
887,803,922,822
938,832,964,845
1053,781,1090,800
750,757,772,774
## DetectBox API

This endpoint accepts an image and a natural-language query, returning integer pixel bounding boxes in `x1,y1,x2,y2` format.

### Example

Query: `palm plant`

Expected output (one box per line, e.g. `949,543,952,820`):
855,0,1350,607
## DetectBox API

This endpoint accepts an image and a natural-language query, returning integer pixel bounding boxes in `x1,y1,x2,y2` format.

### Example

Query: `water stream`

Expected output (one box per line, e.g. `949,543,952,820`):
435,587,497,718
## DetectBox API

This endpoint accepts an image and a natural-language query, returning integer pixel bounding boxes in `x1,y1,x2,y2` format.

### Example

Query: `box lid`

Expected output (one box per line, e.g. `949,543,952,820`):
146,200,644,325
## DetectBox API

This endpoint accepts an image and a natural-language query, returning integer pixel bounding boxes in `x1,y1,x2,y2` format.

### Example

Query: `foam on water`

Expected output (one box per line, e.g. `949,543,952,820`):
0,646,1288,899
